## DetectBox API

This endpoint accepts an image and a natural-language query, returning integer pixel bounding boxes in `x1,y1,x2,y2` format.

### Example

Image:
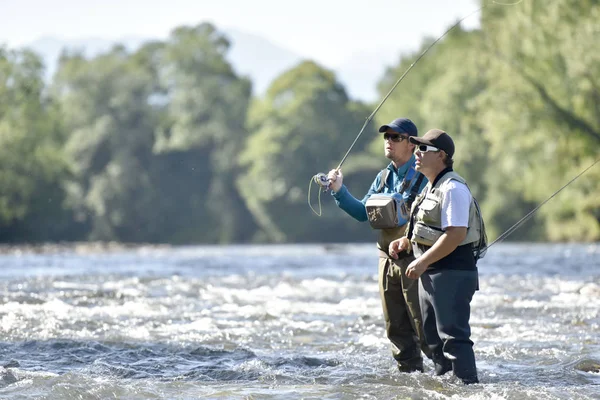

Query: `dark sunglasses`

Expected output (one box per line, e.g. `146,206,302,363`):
383,133,409,143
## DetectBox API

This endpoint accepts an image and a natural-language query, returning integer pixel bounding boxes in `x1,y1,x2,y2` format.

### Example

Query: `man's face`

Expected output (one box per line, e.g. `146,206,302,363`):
414,144,443,173
383,128,414,162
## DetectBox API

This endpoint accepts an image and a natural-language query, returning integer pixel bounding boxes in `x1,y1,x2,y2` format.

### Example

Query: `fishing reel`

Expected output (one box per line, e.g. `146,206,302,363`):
313,172,330,191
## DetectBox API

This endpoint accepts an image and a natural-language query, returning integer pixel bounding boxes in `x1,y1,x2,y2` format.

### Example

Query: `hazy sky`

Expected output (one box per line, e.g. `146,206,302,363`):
1,0,480,67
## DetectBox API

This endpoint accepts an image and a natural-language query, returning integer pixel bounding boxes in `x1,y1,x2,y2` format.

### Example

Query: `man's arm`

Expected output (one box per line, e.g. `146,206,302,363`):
331,171,382,222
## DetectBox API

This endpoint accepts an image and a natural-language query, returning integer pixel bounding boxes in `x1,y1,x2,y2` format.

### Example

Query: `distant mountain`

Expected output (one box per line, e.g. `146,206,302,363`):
222,28,304,95
22,30,382,102
333,49,398,104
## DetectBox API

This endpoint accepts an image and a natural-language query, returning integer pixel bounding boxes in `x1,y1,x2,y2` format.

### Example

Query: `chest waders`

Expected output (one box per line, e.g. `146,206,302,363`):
372,168,431,371
407,169,481,384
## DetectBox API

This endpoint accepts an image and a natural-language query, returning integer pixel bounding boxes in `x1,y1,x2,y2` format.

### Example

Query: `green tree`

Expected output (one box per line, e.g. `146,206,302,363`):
373,0,600,242
238,60,375,242
52,46,162,241
0,47,74,242
478,0,600,241
52,23,256,244
153,23,255,243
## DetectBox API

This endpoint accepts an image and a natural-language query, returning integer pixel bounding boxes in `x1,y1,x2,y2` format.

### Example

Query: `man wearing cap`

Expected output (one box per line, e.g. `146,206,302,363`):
388,129,482,384
327,118,430,373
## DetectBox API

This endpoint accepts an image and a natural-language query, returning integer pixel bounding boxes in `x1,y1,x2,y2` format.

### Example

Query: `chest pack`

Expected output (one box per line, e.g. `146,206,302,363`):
365,167,424,229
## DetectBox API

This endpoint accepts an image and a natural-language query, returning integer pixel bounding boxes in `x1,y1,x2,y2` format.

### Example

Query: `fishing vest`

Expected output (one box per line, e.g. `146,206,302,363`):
410,171,481,248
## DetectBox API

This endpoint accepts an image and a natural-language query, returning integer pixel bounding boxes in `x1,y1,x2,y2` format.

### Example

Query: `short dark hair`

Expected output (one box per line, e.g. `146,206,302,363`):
443,153,454,168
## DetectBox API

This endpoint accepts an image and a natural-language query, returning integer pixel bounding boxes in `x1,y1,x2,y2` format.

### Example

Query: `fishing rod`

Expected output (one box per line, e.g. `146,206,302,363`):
311,8,481,190
484,156,600,251
307,8,481,214
310,0,524,192
307,1,523,216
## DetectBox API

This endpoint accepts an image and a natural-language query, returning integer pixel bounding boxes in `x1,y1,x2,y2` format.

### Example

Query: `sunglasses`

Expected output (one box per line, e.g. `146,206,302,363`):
415,144,440,153
383,133,409,143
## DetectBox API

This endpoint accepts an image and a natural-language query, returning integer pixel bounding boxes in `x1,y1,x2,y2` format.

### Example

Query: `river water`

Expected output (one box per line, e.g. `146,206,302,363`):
0,243,599,399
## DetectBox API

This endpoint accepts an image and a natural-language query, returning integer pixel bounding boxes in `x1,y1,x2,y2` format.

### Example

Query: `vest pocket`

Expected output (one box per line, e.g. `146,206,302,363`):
416,198,440,224
413,222,443,246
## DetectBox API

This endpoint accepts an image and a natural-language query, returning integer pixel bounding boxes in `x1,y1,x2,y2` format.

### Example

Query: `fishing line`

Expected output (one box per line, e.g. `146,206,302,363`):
484,156,600,250
307,175,324,216
308,0,520,214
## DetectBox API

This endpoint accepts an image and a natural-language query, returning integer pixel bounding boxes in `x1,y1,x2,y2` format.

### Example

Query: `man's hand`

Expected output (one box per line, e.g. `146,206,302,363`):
406,258,428,279
327,169,343,193
388,237,410,259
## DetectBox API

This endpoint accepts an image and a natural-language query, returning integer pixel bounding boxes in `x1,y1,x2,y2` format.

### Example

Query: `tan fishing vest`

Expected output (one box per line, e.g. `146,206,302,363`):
410,171,481,247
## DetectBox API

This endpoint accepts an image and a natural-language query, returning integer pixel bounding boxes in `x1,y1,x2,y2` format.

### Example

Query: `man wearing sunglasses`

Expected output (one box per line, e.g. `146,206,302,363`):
388,129,483,384
327,117,430,374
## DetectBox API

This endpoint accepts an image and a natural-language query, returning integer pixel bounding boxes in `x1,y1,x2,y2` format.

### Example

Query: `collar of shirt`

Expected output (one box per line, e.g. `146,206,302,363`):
387,154,416,178
386,154,416,192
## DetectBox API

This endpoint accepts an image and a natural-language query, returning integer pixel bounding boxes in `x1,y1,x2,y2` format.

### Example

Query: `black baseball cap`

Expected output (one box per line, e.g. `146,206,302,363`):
410,129,455,158
378,118,418,137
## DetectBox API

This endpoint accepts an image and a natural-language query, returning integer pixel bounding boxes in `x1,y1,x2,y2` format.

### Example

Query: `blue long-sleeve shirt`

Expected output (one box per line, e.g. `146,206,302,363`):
332,155,428,226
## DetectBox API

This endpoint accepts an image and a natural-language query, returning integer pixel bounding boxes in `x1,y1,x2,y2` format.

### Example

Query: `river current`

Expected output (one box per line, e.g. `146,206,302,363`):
0,243,598,399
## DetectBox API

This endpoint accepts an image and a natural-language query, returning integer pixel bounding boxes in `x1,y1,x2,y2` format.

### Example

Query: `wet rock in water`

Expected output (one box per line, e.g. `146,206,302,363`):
2,360,19,368
574,359,600,373
0,368,18,387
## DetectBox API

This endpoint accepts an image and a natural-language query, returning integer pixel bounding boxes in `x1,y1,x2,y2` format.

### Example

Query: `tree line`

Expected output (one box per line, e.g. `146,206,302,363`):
1,0,598,244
